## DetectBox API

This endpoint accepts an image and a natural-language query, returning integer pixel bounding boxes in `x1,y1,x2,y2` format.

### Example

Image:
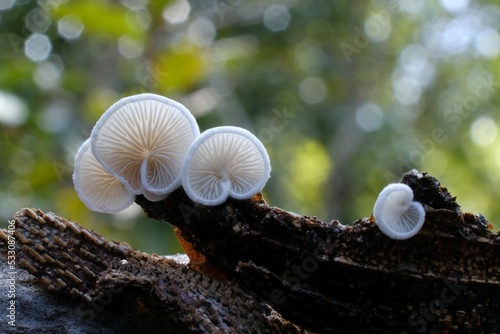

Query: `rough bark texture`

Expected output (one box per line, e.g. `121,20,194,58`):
0,209,304,333
1,170,500,333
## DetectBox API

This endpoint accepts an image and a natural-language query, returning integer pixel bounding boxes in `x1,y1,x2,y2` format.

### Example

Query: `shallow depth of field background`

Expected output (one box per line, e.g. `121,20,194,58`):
1,0,500,254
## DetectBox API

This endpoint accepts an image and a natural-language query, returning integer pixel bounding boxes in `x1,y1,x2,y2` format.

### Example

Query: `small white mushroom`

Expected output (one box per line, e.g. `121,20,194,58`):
181,126,271,206
90,93,200,201
73,139,135,213
373,183,425,240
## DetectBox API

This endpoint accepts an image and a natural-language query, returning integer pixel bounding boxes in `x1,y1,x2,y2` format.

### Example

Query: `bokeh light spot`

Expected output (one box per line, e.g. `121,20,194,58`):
58,15,84,40
25,7,51,32
400,44,428,73
37,101,73,134
0,91,28,127
34,60,63,90
187,88,219,116
122,0,147,10
475,27,500,59
118,35,143,58
398,44,435,88
392,75,422,105
399,0,425,15
356,103,384,132
188,18,216,47
0,0,15,11
263,4,291,32
299,77,327,104
364,12,391,42
439,0,469,13
126,8,151,31
24,33,52,62
294,43,324,73
440,17,475,55
163,0,190,25
470,116,497,146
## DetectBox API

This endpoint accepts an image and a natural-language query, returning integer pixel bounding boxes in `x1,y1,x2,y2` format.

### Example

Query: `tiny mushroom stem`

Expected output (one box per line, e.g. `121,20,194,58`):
90,93,200,201
181,126,271,206
73,139,135,213
373,183,425,240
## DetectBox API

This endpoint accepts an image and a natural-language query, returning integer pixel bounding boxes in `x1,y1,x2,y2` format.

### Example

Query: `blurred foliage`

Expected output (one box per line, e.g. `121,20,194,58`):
1,0,500,254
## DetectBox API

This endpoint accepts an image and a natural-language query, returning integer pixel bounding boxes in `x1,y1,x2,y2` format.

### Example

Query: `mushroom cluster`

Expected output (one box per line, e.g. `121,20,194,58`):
73,93,271,213
373,183,425,240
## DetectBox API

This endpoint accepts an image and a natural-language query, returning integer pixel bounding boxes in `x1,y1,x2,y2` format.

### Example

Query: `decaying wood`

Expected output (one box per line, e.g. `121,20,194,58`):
0,209,305,333
1,170,500,333
136,170,500,333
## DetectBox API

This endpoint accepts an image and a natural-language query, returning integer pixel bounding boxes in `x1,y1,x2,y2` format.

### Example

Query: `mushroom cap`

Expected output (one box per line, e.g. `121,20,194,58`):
181,126,271,206
73,139,135,213
90,93,200,198
373,183,425,240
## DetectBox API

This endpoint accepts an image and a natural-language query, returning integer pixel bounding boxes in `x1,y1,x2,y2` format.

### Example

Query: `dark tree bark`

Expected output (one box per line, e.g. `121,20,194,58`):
1,170,500,333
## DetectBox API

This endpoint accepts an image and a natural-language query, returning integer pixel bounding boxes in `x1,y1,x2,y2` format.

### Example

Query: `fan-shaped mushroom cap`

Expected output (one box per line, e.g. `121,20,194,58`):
373,183,425,240
181,126,271,206
90,93,200,200
73,139,135,213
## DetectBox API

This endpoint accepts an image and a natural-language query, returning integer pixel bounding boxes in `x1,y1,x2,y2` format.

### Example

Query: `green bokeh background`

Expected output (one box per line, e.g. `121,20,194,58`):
1,0,499,254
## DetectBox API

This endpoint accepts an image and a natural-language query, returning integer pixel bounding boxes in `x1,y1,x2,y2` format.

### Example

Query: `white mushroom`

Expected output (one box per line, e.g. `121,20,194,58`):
73,139,135,213
373,183,425,240
181,126,271,206
90,93,200,201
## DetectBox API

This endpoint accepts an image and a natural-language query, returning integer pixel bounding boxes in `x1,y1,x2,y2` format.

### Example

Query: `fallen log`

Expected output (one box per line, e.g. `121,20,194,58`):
1,170,499,333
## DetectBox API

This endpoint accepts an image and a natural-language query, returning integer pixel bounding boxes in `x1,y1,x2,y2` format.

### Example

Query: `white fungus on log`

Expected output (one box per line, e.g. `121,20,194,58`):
73,139,135,213
90,93,200,201
373,183,425,240
181,126,271,206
